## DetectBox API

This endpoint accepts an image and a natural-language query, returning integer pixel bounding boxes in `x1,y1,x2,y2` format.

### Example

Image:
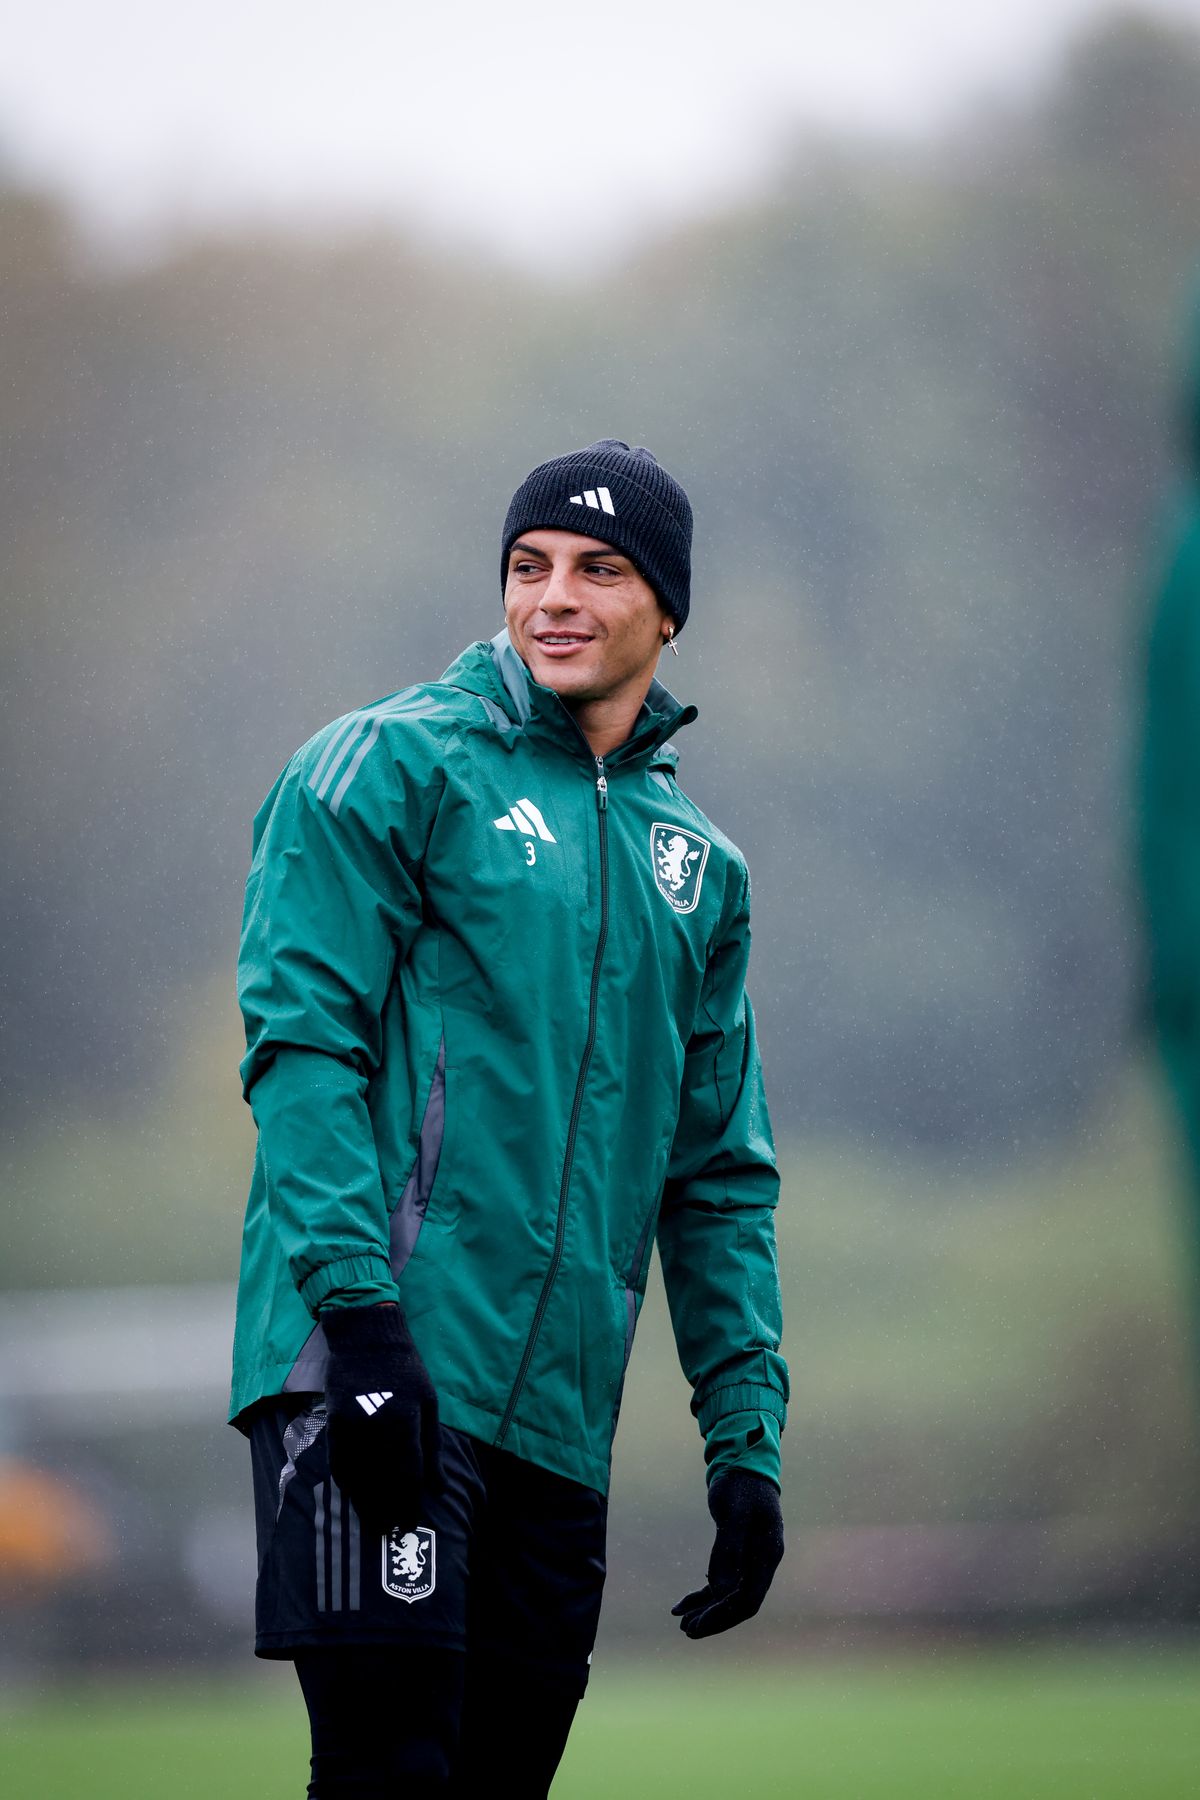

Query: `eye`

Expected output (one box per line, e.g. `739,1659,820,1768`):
585,561,620,578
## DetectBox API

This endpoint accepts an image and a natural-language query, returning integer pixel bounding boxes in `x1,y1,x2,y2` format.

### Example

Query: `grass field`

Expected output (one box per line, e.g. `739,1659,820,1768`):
2,1648,1198,1799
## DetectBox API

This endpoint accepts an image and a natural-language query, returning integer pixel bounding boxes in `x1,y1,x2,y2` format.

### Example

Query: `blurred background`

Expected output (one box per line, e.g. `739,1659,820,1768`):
4,1,1200,1793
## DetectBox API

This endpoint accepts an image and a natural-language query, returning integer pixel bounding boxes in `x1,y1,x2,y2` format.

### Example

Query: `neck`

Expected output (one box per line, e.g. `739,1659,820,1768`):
562,678,656,760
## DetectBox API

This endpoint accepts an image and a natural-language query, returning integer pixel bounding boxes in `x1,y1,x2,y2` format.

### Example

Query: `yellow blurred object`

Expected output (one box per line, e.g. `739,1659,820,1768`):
0,1458,114,1592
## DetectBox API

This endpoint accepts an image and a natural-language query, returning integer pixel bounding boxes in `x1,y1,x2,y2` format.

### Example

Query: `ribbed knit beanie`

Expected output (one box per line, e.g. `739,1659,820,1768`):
501,439,692,630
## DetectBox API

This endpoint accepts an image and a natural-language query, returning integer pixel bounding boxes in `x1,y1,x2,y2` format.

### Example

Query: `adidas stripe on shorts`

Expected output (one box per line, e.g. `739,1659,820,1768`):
248,1399,608,1696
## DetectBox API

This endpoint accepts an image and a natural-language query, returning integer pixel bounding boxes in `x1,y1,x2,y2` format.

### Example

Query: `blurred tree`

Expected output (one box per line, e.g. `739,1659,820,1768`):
1,13,1199,1157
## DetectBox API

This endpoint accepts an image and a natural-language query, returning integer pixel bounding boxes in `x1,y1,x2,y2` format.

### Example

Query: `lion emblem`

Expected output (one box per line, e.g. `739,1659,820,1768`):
656,832,698,893
382,1523,436,1601
393,1533,426,1579
650,822,711,914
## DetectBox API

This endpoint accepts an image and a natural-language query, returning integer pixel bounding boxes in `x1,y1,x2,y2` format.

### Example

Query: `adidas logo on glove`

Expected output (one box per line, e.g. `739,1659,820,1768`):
355,1391,393,1416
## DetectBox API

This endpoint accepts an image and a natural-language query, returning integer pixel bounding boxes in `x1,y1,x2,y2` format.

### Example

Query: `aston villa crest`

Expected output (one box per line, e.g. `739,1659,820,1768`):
651,823,711,914
382,1525,436,1602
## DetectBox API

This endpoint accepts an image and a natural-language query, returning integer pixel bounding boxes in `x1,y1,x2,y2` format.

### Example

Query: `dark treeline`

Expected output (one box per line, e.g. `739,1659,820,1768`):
4,15,1199,1154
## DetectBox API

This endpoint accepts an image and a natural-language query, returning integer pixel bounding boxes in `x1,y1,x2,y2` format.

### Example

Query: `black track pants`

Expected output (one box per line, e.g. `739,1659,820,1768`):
295,1644,581,1797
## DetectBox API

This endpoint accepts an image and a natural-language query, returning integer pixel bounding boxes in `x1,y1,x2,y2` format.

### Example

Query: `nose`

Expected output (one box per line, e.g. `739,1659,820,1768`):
539,562,580,616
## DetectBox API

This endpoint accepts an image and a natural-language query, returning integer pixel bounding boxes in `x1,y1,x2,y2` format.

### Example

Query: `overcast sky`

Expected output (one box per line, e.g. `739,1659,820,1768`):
3,0,1199,268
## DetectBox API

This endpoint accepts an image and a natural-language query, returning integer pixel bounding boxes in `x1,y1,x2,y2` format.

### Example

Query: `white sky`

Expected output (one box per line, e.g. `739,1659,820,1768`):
3,0,1199,268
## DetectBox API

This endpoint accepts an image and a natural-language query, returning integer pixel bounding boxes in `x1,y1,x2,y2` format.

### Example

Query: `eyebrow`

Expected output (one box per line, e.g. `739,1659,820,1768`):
508,540,629,564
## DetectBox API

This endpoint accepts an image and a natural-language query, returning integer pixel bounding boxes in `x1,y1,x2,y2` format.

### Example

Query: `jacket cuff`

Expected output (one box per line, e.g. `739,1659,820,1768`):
694,1381,788,1437
703,1410,782,1491
298,1253,399,1315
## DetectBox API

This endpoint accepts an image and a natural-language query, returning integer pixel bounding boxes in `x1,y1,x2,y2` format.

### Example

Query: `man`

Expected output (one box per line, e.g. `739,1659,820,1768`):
233,440,789,1796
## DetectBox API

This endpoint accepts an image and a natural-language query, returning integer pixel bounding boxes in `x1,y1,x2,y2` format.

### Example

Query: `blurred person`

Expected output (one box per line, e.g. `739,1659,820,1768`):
1140,294,1200,1365
232,440,788,1796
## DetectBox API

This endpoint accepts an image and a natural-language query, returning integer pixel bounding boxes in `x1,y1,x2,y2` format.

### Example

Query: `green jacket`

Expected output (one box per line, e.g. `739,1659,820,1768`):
232,631,788,1496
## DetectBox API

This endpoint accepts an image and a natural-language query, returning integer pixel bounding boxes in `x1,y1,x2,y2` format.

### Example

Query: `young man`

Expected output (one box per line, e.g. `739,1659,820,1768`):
233,440,788,1796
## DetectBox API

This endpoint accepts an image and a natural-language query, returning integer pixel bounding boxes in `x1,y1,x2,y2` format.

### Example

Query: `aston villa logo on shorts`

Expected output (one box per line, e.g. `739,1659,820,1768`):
382,1525,436,1603
651,823,711,914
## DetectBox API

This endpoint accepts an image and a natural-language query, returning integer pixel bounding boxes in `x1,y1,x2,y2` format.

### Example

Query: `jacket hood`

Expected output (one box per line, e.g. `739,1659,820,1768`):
437,632,697,770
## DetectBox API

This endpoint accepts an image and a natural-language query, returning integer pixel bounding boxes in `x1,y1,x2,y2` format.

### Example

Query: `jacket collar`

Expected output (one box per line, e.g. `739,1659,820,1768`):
439,632,697,771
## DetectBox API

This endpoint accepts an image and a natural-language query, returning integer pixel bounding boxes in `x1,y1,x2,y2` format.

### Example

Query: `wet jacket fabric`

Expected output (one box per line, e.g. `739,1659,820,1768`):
232,631,788,1497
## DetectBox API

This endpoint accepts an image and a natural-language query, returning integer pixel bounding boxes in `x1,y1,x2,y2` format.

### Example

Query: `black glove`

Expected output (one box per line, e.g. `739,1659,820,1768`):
321,1303,442,1535
671,1469,784,1639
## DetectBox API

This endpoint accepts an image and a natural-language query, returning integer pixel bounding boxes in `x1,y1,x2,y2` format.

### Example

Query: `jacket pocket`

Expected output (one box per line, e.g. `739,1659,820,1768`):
389,1035,446,1278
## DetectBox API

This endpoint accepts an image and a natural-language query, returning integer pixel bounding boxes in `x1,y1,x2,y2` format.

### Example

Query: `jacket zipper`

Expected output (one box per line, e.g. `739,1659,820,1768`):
497,756,609,1444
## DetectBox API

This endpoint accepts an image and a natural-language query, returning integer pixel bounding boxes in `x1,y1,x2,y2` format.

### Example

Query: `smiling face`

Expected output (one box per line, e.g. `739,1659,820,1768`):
503,529,673,735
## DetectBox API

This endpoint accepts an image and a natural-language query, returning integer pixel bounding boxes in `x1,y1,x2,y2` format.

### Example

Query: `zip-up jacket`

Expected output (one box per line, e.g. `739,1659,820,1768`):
232,632,789,1496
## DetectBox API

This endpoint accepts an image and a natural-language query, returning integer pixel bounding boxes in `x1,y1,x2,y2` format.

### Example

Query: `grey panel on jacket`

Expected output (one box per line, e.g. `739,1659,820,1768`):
390,1037,447,1275
285,1038,446,1396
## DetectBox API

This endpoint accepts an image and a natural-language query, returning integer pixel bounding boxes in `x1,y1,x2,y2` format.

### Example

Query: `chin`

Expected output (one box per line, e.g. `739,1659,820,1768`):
529,659,593,696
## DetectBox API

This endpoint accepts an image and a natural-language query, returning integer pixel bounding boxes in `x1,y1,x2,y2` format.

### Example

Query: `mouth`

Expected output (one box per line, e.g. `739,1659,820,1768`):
533,632,593,656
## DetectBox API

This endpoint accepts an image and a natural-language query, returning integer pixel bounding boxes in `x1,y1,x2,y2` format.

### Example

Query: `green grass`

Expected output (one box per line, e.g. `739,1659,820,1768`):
3,1650,1199,1799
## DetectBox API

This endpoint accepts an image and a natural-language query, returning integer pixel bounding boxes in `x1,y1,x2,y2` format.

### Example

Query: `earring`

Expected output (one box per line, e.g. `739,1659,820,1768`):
666,626,679,657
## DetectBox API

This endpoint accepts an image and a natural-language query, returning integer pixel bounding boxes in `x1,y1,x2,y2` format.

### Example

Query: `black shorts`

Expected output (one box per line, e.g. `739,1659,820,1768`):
249,1400,608,1696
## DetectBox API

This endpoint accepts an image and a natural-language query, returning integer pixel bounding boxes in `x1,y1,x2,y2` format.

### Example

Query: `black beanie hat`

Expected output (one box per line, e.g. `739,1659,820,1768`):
501,439,693,630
